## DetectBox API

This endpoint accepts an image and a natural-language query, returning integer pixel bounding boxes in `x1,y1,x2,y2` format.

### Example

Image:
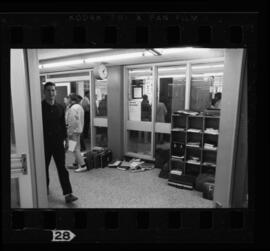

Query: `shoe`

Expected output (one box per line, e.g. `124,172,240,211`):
74,166,88,173
65,194,78,203
67,163,78,169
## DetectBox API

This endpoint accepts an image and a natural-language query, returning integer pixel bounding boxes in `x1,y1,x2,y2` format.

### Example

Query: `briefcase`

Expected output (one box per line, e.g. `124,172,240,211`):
83,151,95,170
100,149,113,168
84,149,113,169
202,182,215,200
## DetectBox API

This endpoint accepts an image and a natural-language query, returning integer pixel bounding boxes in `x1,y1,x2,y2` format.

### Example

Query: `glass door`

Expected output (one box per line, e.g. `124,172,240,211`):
155,65,187,156
91,78,108,148
124,67,154,160
10,49,36,208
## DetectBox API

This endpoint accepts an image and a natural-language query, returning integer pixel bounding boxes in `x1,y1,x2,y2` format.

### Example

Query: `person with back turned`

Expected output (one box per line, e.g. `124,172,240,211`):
41,82,78,203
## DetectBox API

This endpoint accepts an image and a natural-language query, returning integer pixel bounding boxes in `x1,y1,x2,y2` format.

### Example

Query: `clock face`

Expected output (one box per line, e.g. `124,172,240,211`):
94,64,108,80
99,64,108,79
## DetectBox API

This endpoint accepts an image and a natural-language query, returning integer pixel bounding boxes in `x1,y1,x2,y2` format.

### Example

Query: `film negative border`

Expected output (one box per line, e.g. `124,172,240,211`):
1,12,258,244
1,13,257,47
5,209,254,243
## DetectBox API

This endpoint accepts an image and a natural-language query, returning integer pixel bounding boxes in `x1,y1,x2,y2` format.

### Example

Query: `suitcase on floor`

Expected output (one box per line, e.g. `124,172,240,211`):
84,151,96,170
84,148,113,169
195,173,215,192
202,182,215,200
100,149,113,168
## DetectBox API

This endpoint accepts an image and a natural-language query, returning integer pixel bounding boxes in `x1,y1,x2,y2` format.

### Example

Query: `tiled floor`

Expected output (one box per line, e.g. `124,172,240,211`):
47,152,214,208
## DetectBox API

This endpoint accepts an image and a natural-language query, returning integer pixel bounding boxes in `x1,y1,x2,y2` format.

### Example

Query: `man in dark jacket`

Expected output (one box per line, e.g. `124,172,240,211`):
42,82,78,203
141,94,151,121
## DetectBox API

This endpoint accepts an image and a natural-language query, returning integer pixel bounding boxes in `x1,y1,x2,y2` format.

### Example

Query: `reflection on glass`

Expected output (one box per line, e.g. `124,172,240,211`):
95,80,107,117
128,68,153,122
155,133,170,150
127,130,151,155
157,66,186,123
95,127,108,147
191,62,224,112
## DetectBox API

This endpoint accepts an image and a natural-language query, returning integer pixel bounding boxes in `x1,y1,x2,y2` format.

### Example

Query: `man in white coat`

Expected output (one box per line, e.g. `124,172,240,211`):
66,93,87,172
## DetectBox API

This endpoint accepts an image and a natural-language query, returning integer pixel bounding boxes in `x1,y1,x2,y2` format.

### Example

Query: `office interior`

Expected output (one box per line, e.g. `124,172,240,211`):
10,48,248,208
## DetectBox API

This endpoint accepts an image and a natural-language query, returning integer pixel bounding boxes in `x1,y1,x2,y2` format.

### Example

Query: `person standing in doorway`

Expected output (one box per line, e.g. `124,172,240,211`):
80,91,90,151
141,94,151,121
98,94,107,116
41,82,78,203
140,95,152,145
66,93,87,173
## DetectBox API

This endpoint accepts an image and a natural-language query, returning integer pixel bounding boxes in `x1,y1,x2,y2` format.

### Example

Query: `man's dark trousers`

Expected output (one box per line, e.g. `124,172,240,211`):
44,138,72,196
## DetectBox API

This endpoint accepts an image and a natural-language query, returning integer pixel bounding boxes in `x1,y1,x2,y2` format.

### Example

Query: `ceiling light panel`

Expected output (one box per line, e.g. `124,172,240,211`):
42,59,84,69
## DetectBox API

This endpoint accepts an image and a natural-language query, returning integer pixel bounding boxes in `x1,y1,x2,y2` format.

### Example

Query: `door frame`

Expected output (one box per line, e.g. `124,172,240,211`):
11,49,49,208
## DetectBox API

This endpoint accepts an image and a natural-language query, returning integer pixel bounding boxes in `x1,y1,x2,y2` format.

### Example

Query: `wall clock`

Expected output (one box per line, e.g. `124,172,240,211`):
93,63,108,80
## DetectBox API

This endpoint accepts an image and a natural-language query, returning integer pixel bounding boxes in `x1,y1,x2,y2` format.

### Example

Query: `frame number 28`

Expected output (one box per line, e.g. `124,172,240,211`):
51,230,76,242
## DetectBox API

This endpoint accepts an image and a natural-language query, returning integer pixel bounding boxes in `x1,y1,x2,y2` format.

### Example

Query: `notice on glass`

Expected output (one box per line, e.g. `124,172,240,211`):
129,100,141,121
68,140,77,152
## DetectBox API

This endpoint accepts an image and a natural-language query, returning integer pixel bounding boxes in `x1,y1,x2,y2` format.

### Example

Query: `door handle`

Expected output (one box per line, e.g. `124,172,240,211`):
11,153,27,175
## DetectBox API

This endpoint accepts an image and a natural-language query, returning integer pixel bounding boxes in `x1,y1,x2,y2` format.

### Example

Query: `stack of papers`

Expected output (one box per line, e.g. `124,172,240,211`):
187,128,202,133
187,159,201,165
203,162,216,167
131,166,146,173
204,128,219,135
176,110,199,116
204,143,217,150
108,160,122,168
117,161,131,171
116,158,155,172
170,170,183,176
172,155,184,159
130,160,145,170
172,128,185,132
140,162,155,170
186,142,200,147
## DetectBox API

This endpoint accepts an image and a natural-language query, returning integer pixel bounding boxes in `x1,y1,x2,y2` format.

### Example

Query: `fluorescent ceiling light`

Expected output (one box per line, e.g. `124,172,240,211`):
158,67,186,72
159,74,186,78
192,72,224,77
85,52,145,63
133,76,152,79
130,69,152,74
192,64,224,69
41,59,84,69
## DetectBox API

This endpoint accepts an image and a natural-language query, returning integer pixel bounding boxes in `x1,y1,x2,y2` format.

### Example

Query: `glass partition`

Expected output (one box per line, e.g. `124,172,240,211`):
127,130,151,155
128,67,153,122
94,79,108,117
190,62,224,112
94,126,108,148
157,65,186,123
